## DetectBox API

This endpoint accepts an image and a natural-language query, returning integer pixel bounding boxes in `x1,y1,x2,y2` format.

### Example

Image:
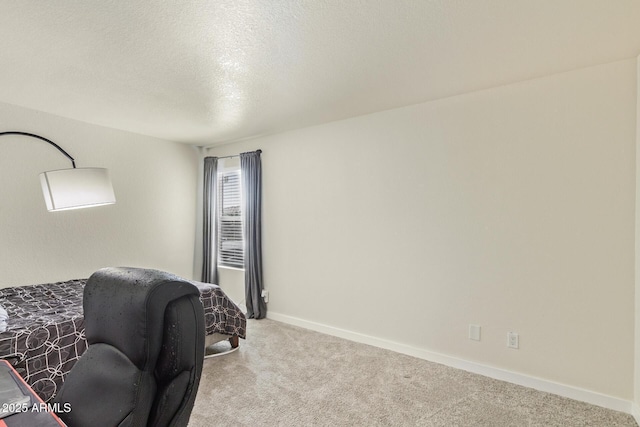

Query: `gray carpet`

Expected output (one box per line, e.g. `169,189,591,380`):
189,319,637,426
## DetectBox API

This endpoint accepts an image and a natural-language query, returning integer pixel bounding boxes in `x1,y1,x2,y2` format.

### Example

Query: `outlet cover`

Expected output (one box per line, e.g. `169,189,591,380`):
507,332,519,349
469,324,481,341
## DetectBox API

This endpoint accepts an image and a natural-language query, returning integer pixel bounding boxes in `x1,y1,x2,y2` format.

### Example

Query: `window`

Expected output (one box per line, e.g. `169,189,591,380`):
218,169,243,268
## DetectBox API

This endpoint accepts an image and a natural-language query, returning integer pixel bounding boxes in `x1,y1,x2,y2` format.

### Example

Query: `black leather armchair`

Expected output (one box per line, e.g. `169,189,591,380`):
53,267,205,427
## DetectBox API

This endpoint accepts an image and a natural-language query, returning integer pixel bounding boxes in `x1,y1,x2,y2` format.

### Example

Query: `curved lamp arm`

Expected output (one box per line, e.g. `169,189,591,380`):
0,131,76,168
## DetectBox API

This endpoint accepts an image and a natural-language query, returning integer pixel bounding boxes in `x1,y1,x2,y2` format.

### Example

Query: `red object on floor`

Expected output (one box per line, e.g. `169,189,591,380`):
0,360,66,427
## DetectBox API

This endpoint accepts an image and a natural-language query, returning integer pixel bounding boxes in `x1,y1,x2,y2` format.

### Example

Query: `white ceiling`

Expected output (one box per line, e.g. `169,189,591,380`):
1,1,639,146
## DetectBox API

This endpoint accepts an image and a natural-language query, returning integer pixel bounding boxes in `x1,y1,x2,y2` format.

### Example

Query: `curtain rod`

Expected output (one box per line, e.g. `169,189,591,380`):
208,149,262,160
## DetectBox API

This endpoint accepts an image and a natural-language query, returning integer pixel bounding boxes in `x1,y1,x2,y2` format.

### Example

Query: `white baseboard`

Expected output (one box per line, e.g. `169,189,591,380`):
631,403,640,425
267,311,633,415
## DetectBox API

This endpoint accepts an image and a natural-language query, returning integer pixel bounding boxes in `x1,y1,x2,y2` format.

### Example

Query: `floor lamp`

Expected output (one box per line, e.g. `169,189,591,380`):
0,131,116,212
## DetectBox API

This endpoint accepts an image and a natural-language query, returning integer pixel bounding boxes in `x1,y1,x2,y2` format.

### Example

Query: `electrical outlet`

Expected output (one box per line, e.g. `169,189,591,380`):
469,324,481,341
261,290,269,303
507,332,519,349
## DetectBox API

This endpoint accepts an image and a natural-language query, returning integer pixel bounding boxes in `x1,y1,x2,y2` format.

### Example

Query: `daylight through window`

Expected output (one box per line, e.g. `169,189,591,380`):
218,170,243,268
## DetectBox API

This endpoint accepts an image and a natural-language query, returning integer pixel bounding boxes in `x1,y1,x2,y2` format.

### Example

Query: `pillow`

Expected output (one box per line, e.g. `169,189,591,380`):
0,305,8,333
188,280,218,291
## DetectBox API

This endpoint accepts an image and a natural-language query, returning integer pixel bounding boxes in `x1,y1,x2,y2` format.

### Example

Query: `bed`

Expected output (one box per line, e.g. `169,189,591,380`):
0,278,246,402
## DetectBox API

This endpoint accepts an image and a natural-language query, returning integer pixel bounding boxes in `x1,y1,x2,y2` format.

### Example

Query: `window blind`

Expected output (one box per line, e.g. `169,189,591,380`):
217,170,244,268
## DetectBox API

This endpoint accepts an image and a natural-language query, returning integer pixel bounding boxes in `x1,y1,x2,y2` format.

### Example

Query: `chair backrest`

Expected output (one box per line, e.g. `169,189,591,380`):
53,267,205,427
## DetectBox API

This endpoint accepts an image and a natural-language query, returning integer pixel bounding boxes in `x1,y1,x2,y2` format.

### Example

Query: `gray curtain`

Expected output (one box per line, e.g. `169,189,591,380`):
202,156,219,284
241,150,266,319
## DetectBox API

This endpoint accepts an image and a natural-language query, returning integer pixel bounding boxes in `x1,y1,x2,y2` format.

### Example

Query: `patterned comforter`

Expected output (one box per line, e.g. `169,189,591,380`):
0,278,246,402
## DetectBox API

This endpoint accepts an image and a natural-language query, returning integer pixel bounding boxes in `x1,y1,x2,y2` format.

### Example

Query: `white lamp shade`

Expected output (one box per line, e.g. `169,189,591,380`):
39,168,116,212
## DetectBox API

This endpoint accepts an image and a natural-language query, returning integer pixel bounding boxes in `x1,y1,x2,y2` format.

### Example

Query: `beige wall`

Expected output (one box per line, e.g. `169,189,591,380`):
0,101,199,286
635,54,640,413
210,59,637,399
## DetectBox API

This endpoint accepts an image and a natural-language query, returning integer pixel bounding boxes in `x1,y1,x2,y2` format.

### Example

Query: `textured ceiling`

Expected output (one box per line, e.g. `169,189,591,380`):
1,1,639,146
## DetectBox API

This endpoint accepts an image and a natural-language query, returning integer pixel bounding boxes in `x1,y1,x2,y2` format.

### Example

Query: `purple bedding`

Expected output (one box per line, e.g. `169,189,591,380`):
0,278,246,402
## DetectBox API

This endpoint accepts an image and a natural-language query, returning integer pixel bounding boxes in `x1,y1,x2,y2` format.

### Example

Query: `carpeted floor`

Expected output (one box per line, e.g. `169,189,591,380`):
189,319,637,426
